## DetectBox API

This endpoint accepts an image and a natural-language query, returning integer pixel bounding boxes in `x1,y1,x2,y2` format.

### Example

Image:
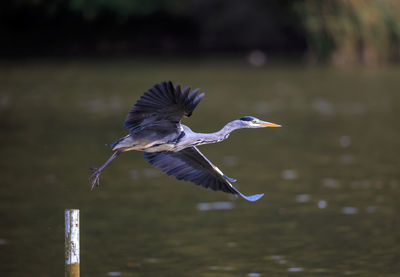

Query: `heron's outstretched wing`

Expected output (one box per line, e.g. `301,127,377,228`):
124,81,204,134
143,147,264,202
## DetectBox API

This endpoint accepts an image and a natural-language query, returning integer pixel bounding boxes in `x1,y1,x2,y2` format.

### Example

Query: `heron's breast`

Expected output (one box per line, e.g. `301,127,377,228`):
143,143,176,152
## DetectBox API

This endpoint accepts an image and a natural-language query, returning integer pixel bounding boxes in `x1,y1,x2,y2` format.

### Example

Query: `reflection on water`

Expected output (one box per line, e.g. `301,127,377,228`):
366,206,377,213
82,96,124,114
341,153,355,164
339,135,351,148
317,200,328,209
107,272,121,276
295,194,310,203
269,255,305,273
322,178,340,189
197,201,235,211
312,97,334,116
0,60,400,276
281,169,298,180
129,168,163,180
222,155,239,167
312,98,367,116
342,206,359,215
287,267,304,272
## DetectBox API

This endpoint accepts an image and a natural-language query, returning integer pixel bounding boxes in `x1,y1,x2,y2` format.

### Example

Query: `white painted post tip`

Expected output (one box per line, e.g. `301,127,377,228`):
65,209,80,277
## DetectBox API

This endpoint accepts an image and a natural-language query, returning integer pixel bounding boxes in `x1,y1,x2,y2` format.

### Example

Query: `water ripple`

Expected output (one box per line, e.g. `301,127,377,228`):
197,201,234,211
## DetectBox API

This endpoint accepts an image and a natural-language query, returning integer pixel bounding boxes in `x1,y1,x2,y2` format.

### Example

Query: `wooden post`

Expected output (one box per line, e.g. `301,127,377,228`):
65,209,80,277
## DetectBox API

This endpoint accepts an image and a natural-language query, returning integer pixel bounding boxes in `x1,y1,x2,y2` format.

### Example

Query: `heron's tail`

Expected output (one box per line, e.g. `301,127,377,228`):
110,134,135,151
110,139,120,150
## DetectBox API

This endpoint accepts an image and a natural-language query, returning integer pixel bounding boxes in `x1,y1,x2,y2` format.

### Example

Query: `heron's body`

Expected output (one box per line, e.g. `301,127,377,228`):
112,123,236,153
90,81,281,201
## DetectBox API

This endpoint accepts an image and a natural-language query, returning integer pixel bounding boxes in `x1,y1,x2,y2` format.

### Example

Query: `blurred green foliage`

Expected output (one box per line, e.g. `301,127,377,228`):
295,0,400,66
3,0,400,65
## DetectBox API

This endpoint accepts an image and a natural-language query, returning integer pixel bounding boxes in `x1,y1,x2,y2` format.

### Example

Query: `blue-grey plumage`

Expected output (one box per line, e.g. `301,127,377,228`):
89,81,281,201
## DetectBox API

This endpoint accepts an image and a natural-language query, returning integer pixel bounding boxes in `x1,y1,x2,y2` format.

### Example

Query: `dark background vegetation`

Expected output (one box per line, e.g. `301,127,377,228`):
2,0,400,66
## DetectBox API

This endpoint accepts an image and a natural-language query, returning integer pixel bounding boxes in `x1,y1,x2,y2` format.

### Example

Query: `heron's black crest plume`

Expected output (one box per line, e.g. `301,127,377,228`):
240,116,255,121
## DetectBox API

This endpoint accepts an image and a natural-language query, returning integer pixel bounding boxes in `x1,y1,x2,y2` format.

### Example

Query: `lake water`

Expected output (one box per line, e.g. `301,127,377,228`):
0,59,399,276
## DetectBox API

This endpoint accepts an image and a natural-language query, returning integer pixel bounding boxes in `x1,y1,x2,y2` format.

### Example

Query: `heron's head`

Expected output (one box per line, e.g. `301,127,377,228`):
238,116,281,128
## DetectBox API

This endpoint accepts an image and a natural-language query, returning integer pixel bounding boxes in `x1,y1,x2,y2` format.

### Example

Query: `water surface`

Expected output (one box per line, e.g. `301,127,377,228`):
0,59,399,276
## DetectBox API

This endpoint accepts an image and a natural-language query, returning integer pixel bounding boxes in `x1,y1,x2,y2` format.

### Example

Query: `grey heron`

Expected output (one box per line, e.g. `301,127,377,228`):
89,81,281,201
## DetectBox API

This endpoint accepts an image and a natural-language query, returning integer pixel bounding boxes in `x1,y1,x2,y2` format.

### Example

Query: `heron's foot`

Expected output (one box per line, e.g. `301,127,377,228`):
89,167,102,191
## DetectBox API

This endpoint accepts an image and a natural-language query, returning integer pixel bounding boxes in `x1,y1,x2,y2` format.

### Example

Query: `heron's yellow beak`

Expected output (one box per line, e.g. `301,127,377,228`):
258,121,282,127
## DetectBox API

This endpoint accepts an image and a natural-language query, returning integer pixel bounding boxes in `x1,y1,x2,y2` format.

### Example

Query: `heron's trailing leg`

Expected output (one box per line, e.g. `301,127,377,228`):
89,150,121,190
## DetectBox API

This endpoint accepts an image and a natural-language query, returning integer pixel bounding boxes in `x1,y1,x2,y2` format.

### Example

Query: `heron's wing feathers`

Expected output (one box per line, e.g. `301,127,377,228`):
143,147,234,193
143,147,264,201
124,81,204,134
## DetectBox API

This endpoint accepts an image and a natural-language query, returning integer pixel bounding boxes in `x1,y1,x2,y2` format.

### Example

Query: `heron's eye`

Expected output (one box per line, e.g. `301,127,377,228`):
251,120,257,123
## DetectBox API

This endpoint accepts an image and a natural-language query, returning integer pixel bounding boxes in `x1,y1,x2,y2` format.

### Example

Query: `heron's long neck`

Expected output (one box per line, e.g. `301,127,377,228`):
195,121,240,145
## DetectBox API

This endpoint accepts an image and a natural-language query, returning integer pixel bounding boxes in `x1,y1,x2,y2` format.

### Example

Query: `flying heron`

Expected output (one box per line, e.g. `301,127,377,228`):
89,81,281,201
